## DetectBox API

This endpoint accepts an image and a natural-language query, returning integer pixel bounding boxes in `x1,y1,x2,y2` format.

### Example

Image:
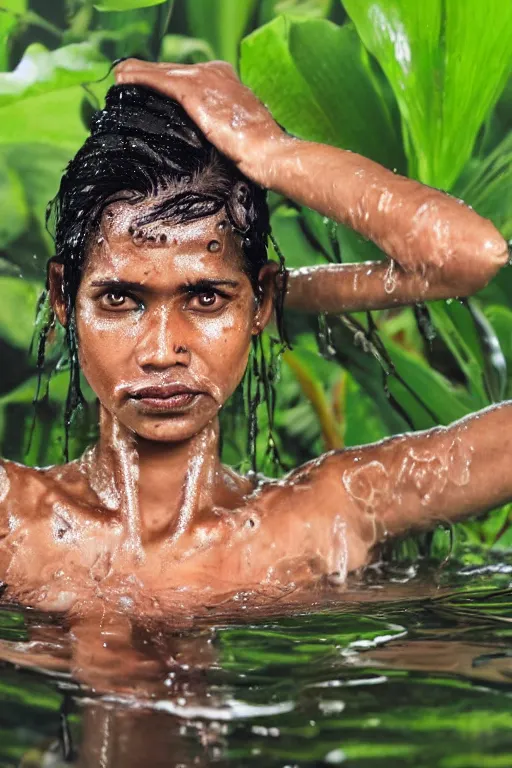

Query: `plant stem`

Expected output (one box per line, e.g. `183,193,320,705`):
69,0,94,40
25,11,65,40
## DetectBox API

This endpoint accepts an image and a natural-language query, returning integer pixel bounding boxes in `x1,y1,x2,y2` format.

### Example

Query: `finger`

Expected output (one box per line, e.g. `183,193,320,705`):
114,57,146,73
153,62,196,69
116,59,192,74
114,68,183,102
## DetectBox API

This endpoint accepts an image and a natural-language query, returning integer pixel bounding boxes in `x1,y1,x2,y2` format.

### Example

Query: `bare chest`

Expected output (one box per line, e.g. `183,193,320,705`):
0,479,356,614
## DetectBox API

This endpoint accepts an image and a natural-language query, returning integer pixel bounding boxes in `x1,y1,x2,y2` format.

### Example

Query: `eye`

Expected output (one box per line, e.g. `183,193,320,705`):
188,290,228,312
99,291,140,311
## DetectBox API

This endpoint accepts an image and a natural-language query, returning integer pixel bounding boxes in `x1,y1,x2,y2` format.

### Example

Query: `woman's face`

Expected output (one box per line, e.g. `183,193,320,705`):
52,201,275,443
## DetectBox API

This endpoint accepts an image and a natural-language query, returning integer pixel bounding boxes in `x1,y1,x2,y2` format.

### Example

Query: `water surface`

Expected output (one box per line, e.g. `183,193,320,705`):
0,556,511,767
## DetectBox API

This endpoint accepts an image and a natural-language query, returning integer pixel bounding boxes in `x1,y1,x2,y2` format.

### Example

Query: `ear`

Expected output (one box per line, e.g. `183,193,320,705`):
47,261,67,327
252,261,280,335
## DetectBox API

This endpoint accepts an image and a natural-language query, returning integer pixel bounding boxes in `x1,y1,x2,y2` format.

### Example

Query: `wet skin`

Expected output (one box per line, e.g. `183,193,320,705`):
0,61,510,615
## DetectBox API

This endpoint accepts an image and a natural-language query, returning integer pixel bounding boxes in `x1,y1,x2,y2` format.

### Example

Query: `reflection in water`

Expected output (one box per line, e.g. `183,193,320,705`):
0,561,511,767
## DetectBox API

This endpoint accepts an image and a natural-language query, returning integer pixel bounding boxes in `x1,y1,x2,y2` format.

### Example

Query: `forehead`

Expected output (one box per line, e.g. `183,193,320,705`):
82,200,246,284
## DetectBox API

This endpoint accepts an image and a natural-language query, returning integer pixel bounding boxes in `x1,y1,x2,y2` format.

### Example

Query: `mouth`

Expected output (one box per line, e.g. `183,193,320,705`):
128,384,203,413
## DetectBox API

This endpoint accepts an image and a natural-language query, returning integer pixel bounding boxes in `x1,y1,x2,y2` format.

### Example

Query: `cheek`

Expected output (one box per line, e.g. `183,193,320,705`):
195,306,253,359
193,309,253,390
75,306,135,397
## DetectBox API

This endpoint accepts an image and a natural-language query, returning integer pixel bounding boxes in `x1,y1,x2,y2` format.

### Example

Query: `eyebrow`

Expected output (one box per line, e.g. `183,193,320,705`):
89,278,240,293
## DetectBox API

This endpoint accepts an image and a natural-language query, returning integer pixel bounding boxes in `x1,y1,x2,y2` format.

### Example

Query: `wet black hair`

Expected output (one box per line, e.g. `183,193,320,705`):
36,84,288,467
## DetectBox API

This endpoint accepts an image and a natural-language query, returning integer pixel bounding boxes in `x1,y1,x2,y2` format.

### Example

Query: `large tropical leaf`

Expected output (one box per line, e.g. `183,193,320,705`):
0,0,26,71
343,372,389,447
241,16,404,170
428,301,497,407
160,34,214,64
0,43,110,152
186,0,258,68
0,42,108,109
342,0,512,189
324,314,474,434
455,132,512,241
0,152,27,249
484,305,512,399
0,277,41,348
0,143,71,253
93,6,163,58
260,0,332,24
0,44,111,277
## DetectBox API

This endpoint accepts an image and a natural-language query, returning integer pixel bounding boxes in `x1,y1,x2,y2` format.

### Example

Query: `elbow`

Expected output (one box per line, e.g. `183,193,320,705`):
458,222,509,295
480,226,509,274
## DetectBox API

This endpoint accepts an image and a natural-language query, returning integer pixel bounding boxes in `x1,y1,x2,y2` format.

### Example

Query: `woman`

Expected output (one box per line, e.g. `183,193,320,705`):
0,60,508,615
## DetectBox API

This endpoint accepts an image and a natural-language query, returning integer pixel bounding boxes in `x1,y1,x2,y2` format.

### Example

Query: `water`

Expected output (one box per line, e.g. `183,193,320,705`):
0,557,511,767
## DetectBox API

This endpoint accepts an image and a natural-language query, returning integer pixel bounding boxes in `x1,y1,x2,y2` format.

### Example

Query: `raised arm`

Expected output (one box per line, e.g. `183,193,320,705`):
115,60,509,313
270,143,508,312
325,400,512,545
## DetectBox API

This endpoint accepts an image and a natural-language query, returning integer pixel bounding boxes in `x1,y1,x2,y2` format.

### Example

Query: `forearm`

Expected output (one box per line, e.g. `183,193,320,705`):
262,137,507,296
285,260,468,314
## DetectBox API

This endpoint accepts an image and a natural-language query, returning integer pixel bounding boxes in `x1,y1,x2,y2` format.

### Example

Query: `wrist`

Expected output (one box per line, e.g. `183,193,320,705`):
239,133,300,190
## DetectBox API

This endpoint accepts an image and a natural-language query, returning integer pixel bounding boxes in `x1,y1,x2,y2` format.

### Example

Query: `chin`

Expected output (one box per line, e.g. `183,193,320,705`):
130,415,211,443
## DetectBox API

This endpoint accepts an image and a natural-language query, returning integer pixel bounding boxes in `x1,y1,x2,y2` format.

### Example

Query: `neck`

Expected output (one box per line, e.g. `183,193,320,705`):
85,406,224,554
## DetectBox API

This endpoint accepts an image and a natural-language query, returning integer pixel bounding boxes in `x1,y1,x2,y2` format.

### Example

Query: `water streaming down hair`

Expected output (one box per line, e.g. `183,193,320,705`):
38,84,287,466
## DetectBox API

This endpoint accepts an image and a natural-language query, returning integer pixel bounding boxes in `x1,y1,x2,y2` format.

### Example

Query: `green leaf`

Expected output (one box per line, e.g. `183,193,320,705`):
323,314,473,434
455,132,512,241
322,315,410,435
241,17,404,169
270,205,326,268
484,305,512,398
428,300,494,408
260,0,332,24
93,7,160,58
0,277,41,348
342,0,512,188
0,143,71,254
0,369,69,406
94,0,167,10
186,0,257,67
0,0,26,71
0,44,110,172
0,87,89,150
344,372,388,446
384,334,475,428
0,42,109,108
0,152,28,248
160,34,215,63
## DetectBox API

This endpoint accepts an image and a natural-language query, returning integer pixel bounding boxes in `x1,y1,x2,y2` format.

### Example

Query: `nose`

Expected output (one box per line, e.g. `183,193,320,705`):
136,306,191,371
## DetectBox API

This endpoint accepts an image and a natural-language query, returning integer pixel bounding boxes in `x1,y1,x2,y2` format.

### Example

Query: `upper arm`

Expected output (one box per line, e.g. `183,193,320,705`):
325,401,512,542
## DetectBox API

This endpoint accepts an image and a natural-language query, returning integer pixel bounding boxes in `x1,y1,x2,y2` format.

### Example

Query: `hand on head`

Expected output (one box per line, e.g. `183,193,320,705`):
114,59,286,187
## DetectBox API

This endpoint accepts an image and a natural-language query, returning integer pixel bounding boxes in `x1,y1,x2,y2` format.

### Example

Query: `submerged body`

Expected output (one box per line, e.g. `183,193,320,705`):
0,60,510,614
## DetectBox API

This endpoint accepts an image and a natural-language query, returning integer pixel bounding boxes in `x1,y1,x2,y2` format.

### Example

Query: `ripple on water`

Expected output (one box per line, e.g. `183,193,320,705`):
0,557,511,766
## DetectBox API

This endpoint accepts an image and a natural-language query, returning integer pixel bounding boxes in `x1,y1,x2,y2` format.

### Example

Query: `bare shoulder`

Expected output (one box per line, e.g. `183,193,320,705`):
0,457,91,523
243,451,377,572
0,459,54,515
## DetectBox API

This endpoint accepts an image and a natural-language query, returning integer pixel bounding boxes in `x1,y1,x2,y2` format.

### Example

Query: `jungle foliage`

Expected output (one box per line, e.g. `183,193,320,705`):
0,0,511,557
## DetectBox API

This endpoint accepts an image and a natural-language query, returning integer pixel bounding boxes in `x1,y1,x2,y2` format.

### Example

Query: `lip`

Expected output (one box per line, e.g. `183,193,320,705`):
130,384,201,399
127,384,203,413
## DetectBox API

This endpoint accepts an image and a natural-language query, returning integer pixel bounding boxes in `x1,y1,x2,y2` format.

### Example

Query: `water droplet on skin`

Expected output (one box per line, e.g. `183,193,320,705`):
384,258,398,294
0,465,10,503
